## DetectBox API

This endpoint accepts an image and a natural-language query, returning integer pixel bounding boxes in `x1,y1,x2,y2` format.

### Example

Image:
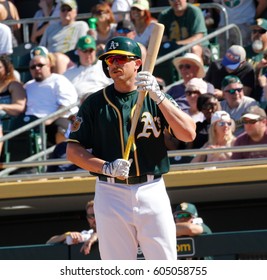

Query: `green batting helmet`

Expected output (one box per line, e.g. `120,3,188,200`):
98,36,142,77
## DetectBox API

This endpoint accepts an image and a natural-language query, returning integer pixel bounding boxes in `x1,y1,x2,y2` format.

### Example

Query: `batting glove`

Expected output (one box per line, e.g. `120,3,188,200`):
102,159,132,178
135,71,165,105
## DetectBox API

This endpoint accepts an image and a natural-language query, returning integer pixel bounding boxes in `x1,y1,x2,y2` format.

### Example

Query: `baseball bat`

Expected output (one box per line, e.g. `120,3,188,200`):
123,23,165,160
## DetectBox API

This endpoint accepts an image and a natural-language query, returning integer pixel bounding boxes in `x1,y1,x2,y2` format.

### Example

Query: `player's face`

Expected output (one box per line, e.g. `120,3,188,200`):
105,55,142,81
77,48,96,66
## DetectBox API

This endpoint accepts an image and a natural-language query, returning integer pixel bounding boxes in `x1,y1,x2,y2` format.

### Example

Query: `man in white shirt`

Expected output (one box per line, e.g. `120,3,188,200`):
0,23,13,55
24,49,78,144
64,35,113,102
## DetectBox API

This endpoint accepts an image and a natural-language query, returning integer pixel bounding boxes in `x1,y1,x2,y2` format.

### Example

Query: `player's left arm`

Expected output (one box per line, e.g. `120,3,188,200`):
158,98,196,142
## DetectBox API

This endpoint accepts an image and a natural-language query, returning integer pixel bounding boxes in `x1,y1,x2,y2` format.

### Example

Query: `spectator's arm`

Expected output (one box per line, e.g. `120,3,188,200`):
80,232,98,255
176,222,204,236
0,81,26,116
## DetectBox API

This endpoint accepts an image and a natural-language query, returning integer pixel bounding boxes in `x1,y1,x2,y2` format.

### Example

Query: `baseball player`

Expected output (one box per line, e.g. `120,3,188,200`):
66,37,196,260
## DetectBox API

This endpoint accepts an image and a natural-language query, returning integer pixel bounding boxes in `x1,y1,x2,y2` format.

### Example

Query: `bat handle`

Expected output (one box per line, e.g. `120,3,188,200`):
123,135,134,160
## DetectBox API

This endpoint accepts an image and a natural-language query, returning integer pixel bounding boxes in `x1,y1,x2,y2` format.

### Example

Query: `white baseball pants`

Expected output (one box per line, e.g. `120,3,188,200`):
94,177,177,260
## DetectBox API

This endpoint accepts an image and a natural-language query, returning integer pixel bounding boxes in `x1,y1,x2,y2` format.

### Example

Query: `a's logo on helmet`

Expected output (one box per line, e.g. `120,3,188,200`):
108,41,119,50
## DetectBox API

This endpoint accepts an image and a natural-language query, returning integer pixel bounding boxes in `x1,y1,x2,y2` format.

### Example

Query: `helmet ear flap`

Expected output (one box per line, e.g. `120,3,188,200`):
102,60,110,78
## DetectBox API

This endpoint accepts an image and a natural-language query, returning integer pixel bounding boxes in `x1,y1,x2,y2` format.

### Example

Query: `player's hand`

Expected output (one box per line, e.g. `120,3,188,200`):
102,159,132,178
135,71,165,105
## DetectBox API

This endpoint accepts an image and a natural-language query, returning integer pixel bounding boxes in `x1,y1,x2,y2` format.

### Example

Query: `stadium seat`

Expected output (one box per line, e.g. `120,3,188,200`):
10,43,37,83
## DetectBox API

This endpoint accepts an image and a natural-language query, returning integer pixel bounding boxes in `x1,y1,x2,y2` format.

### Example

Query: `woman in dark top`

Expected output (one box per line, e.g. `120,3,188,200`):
0,55,26,155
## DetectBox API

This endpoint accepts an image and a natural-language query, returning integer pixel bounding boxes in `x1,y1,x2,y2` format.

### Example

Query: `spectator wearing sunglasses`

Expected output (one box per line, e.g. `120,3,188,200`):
114,19,136,39
174,202,212,239
184,77,214,123
187,93,221,150
64,35,113,102
130,0,157,49
40,0,89,53
89,3,117,54
205,45,255,99
23,50,78,145
220,75,258,136
47,200,98,255
191,110,236,163
174,202,212,260
232,105,267,160
167,52,206,112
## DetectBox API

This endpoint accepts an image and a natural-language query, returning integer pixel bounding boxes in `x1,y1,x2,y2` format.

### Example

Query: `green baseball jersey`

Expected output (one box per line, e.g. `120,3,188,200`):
68,84,179,177
158,3,208,46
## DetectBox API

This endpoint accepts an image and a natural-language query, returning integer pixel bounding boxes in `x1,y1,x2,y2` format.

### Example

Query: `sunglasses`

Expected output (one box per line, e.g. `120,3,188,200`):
217,121,232,127
30,63,46,70
116,28,131,34
242,119,260,124
201,102,218,110
178,64,191,70
87,214,95,219
60,6,72,12
105,55,136,66
225,88,243,94
186,90,201,96
175,213,192,219
93,10,106,16
252,29,266,34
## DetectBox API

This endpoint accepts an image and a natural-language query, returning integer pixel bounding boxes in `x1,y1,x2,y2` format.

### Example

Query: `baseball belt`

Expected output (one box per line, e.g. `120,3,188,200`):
98,174,161,185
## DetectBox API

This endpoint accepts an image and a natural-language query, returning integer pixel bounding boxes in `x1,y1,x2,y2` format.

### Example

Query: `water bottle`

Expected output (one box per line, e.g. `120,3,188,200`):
88,17,98,30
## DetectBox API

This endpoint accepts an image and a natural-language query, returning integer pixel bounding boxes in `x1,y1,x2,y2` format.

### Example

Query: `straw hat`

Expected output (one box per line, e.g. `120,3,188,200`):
172,53,205,78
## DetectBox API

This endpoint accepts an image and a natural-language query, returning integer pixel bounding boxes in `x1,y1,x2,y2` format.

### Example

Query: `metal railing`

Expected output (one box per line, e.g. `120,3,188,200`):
1,143,267,182
3,4,228,44
156,23,242,67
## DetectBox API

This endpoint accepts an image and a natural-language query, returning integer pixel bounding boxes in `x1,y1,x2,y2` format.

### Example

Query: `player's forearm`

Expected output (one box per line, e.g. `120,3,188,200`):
158,99,196,142
66,142,104,174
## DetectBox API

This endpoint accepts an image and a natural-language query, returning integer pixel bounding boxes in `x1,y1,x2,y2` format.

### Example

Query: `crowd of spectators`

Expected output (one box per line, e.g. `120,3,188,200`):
0,0,267,168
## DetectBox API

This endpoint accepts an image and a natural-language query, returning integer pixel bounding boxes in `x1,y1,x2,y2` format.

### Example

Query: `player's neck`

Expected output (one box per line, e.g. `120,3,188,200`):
114,80,137,93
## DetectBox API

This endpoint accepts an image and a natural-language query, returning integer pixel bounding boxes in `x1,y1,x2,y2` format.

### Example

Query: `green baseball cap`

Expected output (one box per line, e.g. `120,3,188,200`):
221,75,242,89
76,35,96,51
251,18,267,31
175,202,198,217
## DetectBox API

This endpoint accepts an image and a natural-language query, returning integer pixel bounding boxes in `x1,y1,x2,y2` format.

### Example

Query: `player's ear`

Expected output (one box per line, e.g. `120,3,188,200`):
135,59,142,71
